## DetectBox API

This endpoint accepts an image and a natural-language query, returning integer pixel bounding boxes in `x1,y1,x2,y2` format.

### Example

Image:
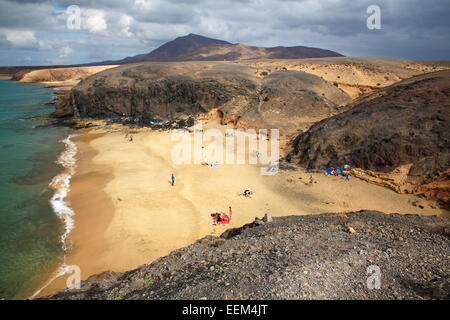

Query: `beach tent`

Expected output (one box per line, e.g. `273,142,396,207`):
336,168,342,175
326,168,332,175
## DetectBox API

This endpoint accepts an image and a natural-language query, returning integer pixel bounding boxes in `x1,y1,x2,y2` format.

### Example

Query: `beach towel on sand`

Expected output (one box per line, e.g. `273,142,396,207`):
220,215,230,224
211,214,231,224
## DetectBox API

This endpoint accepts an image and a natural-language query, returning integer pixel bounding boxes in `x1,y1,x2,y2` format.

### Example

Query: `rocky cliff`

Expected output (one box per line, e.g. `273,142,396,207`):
70,62,259,122
57,57,444,125
286,70,450,209
59,61,352,135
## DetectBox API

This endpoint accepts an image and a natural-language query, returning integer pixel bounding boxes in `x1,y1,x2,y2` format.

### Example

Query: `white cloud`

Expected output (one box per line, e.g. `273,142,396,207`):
38,40,53,51
119,14,134,37
4,29,39,49
134,0,154,11
84,10,108,34
59,46,72,58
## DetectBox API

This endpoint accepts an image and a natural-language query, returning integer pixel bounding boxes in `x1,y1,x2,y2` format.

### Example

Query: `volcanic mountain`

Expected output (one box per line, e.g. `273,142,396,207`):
96,33,343,64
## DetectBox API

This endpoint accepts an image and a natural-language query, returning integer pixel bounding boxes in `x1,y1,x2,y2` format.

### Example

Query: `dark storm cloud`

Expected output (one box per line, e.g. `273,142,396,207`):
0,0,449,65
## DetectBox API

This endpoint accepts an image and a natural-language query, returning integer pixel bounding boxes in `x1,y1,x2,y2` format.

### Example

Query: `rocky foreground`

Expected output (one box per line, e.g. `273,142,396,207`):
43,211,449,300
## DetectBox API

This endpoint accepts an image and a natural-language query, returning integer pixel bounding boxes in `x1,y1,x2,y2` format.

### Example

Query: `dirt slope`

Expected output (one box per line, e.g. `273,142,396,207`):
239,70,352,134
16,65,118,87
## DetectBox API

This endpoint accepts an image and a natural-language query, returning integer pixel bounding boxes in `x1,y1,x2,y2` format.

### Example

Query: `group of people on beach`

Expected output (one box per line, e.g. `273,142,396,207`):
325,166,350,182
277,166,351,183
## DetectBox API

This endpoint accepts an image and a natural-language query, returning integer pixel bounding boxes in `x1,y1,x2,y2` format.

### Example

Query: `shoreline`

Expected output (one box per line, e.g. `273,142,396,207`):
36,121,448,298
30,133,80,299
36,130,115,297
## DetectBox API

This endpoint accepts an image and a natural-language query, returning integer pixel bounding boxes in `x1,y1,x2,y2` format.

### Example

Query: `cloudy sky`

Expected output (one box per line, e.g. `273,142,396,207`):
0,0,449,66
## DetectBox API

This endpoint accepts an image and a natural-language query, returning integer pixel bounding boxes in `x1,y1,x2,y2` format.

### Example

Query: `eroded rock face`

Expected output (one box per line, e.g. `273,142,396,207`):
59,62,352,135
52,91,74,118
287,70,450,208
70,62,260,122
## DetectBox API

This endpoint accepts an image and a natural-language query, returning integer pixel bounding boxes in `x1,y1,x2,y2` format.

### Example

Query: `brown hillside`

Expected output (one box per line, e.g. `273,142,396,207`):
286,70,450,208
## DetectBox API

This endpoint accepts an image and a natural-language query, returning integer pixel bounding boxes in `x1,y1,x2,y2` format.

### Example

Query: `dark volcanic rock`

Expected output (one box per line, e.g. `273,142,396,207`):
41,211,449,300
128,33,232,62
287,71,450,207
51,91,74,118
70,62,259,122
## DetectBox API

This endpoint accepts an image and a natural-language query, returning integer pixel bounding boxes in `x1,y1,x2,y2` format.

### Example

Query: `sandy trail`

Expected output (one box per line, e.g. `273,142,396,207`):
36,121,446,297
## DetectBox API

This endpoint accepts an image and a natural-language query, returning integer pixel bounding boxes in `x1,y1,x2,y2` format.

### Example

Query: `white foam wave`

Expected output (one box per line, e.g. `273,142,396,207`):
29,133,79,299
49,133,79,250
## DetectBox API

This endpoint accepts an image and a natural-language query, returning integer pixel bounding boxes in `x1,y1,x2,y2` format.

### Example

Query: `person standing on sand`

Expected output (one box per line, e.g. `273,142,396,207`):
129,135,133,142
309,175,314,185
171,173,175,186
229,206,232,216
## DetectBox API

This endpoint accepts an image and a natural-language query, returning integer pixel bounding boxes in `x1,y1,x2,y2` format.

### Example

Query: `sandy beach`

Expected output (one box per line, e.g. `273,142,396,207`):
37,121,447,297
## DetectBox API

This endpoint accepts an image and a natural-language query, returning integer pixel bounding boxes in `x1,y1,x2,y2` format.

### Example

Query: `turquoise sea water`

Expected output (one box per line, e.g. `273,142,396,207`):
0,79,70,299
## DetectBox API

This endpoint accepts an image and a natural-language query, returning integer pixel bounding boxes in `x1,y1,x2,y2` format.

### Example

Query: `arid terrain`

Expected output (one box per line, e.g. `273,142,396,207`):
239,57,449,98
13,65,118,88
